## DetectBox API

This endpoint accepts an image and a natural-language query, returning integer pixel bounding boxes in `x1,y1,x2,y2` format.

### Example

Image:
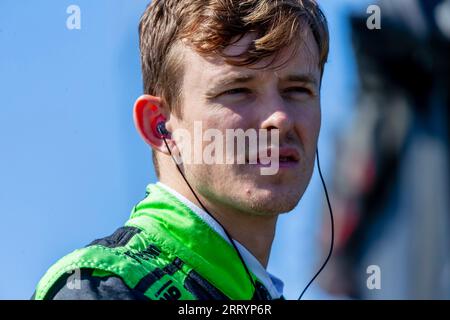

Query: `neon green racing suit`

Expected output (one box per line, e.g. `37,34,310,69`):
33,183,281,300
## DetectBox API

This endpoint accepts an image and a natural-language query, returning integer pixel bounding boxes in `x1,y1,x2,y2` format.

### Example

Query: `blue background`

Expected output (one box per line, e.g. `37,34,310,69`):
0,0,369,299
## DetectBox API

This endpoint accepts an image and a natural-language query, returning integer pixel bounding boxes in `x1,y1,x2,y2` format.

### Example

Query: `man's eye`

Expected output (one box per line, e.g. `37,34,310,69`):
221,88,250,95
284,87,312,95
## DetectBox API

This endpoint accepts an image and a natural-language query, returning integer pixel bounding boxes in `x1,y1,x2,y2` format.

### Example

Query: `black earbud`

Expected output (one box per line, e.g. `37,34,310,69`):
156,122,170,138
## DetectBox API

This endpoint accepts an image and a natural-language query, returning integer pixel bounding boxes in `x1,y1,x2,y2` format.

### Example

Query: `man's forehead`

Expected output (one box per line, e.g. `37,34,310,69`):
182,30,321,89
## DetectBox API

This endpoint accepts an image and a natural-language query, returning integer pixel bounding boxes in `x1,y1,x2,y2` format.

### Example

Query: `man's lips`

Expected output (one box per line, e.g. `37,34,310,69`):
278,147,300,162
245,146,301,164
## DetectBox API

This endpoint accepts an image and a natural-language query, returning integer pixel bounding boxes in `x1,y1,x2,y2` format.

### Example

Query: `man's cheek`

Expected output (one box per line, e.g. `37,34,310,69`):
300,116,321,146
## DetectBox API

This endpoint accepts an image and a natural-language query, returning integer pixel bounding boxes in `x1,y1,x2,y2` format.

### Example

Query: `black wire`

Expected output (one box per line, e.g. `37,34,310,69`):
162,134,333,300
298,148,335,300
161,136,262,300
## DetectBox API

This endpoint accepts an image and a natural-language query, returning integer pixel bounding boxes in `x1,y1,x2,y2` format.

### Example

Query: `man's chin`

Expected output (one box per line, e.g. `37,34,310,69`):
238,185,304,216
245,198,300,216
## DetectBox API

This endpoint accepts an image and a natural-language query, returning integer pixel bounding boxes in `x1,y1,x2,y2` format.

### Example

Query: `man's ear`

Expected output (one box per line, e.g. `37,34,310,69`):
133,94,170,154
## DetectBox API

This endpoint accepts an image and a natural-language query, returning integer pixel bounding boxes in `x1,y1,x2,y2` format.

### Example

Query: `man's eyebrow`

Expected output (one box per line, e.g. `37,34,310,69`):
205,72,319,95
204,74,255,97
210,74,256,88
282,73,319,86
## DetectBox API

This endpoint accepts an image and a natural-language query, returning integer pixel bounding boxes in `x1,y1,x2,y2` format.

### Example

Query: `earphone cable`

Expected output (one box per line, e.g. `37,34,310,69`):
298,148,334,300
161,132,333,300
161,136,262,300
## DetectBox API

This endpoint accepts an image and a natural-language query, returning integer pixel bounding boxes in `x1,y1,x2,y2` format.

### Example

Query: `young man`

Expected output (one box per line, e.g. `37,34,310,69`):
33,0,329,300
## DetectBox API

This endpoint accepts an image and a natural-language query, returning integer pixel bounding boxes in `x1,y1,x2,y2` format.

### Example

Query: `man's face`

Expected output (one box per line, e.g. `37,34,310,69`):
171,28,321,216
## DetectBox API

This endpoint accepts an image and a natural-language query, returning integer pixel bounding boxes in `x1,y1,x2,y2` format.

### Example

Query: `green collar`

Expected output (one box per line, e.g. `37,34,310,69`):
125,183,256,299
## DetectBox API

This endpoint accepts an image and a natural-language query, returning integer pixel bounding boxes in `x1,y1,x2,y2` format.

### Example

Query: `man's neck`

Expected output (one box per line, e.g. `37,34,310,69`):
159,178,277,268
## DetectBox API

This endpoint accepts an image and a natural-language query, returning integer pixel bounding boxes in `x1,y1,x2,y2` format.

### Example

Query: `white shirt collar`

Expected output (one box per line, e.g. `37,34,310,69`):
156,182,284,299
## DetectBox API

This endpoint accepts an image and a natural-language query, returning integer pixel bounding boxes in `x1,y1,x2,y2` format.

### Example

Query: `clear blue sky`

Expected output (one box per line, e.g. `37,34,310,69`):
0,0,370,299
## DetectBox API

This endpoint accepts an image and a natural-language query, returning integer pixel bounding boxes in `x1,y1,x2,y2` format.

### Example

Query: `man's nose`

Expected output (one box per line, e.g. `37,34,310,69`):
259,99,294,138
